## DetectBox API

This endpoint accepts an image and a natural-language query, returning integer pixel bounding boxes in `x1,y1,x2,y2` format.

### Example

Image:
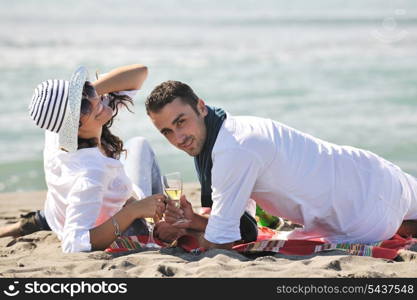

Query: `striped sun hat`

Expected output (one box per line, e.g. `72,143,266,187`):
28,66,88,152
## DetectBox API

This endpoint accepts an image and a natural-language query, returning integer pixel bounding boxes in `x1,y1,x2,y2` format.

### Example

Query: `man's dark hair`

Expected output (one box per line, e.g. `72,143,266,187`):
145,80,200,114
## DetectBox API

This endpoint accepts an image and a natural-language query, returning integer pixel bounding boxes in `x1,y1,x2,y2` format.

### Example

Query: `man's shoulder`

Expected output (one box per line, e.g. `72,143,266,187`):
215,115,276,150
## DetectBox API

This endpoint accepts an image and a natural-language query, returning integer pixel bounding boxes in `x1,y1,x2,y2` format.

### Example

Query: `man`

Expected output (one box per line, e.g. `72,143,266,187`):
147,80,417,250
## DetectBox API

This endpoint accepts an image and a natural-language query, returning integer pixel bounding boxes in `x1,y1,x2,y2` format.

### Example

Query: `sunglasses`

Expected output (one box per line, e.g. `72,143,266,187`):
80,81,97,115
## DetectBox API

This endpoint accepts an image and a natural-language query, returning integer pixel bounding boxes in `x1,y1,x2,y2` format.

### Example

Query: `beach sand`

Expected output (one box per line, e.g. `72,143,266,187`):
0,183,416,278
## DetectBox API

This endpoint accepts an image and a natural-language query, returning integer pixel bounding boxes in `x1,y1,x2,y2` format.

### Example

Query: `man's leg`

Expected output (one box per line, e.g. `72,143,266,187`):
397,172,417,237
239,211,258,243
121,137,163,197
397,220,417,238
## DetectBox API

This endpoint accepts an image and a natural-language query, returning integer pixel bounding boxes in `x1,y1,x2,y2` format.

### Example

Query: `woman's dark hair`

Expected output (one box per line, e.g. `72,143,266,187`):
78,81,133,159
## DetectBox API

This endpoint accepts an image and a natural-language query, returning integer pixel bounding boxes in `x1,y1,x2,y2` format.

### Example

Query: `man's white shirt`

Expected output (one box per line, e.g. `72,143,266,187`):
204,114,409,244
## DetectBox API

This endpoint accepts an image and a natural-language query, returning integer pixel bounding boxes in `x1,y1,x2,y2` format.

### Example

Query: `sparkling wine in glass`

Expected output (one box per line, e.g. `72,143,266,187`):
162,172,189,224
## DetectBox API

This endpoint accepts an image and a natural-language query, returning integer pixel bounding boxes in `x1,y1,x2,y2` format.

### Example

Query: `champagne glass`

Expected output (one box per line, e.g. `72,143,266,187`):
144,218,160,248
162,172,189,224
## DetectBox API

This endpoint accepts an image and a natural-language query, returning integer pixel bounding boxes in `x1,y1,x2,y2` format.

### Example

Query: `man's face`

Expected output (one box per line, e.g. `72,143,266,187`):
149,98,208,156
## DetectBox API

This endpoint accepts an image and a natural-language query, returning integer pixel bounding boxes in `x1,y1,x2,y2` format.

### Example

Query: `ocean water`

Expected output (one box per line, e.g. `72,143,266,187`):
0,0,416,192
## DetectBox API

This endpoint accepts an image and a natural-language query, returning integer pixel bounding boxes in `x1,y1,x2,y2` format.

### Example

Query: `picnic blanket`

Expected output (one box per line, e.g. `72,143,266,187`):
105,226,417,260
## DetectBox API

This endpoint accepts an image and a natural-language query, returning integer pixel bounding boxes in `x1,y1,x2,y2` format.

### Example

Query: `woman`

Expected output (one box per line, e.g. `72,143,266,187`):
1,64,166,253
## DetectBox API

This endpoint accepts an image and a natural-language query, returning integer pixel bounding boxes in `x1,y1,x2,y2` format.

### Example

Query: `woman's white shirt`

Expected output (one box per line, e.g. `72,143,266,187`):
43,90,140,253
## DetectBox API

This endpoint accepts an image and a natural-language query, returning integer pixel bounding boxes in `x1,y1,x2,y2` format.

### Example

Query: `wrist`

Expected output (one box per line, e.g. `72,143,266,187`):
121,204,140,221
189,212,208,231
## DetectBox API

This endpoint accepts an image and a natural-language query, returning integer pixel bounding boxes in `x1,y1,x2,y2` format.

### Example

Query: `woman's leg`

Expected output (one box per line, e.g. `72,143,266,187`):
118,137,163,238
121,137,163,198
0,222,21,238
0,210,50,238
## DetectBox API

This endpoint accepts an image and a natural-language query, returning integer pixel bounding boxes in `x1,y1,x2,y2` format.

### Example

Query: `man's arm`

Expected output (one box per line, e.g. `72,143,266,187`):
188,210,209,232
163,196,240,250
187,211,238,249
163,195,209,232
199,236,235,250
204,148,261,247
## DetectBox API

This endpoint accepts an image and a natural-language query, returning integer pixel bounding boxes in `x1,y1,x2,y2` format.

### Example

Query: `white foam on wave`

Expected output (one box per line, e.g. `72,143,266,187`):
1,0,416,190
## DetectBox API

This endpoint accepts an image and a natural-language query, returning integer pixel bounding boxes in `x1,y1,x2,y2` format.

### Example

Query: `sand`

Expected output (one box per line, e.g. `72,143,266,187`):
0,183,417,278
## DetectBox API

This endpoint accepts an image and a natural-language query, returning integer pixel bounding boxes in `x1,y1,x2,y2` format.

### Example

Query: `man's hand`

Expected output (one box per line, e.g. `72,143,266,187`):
154,221,186,243
164,195,194,228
